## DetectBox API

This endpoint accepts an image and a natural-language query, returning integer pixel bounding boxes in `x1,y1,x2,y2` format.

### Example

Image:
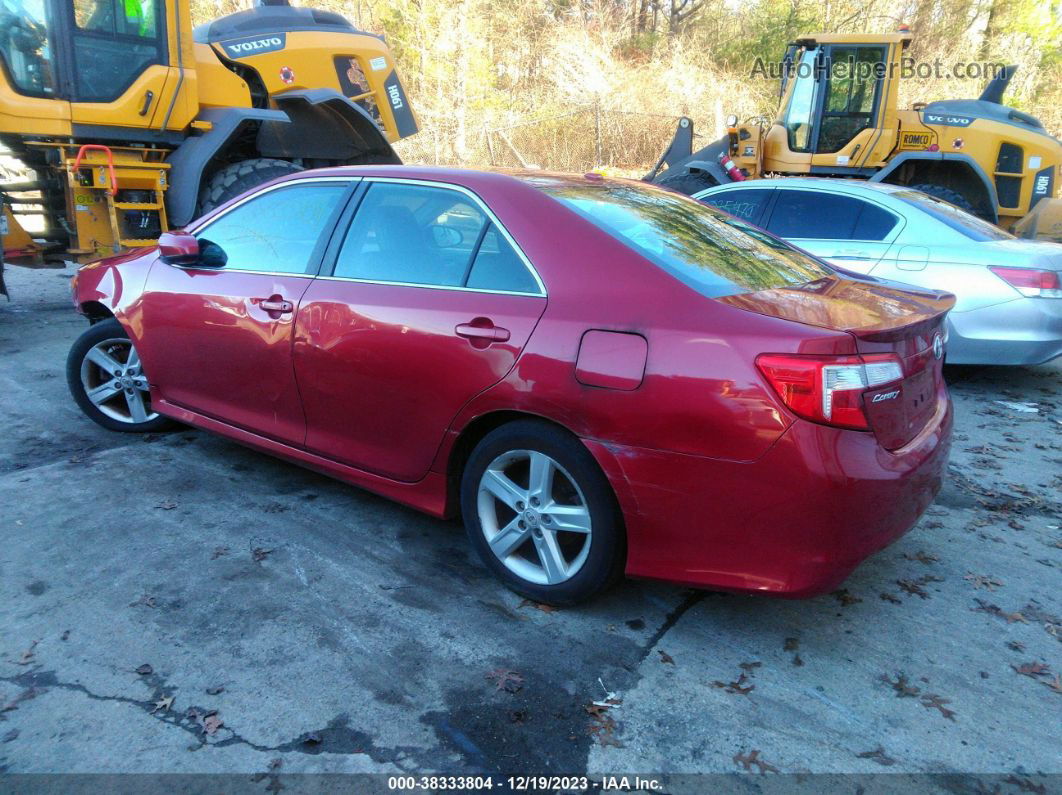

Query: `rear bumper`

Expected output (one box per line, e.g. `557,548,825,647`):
585,392,952,597
946,297,1062,365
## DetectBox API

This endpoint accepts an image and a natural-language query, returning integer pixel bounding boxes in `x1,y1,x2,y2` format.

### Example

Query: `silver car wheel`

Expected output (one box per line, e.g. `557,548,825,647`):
79,338,157,424
477,449,592,586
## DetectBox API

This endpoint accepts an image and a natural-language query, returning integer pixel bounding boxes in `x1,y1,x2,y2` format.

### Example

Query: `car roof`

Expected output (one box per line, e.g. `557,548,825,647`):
702,177,910,197
268,164,638,192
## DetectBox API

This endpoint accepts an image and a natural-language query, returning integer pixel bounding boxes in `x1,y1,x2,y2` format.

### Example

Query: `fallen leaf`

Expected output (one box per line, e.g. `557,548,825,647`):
517,598,557,613
251,547,273,563
1012,662,1051,679
657,650,674,665
712,673,755,696
831,589,862,606
150,695,173,714
1007,640,1026,652
17,640,38,665
733,749,778,774
129,594,157,608
881,673,920,698
739,661,762,675
135,664,153,676
856,746,896,766
2,729,19,743
155,500,178,510
585,703,609,717
486,668,524,693
211,547,229,560
1,688,39,713
965,573,1004,591
1043,674,1062,694
509,709,528,724
880,592,902,604
202,713,223,735
903,551,939,565
206,685,224,695
920,693,956,721
783,638,799,652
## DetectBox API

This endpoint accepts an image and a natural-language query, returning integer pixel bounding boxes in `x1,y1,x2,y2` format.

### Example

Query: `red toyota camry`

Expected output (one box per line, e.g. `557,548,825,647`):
67,167,954,605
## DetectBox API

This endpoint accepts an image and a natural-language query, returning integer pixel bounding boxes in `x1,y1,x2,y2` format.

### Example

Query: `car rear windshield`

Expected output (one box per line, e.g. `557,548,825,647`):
893,189,1013,242
529,178,832,297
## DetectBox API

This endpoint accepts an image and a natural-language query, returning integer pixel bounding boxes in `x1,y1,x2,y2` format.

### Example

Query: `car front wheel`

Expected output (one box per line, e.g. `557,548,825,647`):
67,318,173,433
461,420,625,606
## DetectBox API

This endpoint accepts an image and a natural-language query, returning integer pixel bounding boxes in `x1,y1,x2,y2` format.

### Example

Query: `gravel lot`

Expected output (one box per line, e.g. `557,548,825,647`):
1,262,1059,789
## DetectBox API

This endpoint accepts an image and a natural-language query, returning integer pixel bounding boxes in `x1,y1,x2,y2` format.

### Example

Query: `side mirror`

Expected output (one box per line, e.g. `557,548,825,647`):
158,232,200,265
429,224,464,248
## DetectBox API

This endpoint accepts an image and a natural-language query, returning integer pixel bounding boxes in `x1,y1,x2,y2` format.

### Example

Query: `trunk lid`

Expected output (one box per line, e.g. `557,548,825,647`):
719,275,955,449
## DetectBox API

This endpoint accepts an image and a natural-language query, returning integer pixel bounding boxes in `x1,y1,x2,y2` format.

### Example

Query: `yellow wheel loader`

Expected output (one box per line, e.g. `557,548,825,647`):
648,30,1062,242
0,0,417,267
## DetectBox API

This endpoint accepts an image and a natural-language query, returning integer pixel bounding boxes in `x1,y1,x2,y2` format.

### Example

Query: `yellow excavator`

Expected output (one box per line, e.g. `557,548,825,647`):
648,29,1062,242
0,0,417,292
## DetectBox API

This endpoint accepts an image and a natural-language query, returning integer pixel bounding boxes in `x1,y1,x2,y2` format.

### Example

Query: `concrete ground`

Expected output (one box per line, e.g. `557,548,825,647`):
0,262,1059,788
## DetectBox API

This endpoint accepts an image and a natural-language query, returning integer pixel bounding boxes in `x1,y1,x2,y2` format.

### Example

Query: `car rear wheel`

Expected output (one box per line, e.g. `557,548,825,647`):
67,318,173,433
461,420,625,605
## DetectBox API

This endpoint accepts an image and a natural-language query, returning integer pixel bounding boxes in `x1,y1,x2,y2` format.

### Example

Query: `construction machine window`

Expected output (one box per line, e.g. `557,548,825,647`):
783,48,818,152
0,0,56,95
816,46,885,154
69,0,164,101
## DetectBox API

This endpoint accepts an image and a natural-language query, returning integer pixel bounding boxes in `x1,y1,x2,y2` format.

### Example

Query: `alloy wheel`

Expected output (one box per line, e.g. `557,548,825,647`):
79,338,158,424
476,449,592,585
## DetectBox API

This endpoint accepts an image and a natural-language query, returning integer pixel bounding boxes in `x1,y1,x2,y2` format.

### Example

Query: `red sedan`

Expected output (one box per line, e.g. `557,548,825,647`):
67,167,954,605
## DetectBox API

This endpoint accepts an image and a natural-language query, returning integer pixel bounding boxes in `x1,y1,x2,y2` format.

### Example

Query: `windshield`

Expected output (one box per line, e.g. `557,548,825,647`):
0,0,55,95
528,178,833,298
895,189,1013,242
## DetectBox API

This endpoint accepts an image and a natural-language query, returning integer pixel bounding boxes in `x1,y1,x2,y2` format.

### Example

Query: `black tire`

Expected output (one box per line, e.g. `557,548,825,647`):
196,158,303,216
908,183,977,214
67,318,175,433
460,420,625,606
656,169,719,196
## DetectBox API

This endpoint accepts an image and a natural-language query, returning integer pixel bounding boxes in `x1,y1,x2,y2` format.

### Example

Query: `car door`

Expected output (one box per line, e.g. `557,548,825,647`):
293,178,547,482
763,188,903,274
138,178,353,444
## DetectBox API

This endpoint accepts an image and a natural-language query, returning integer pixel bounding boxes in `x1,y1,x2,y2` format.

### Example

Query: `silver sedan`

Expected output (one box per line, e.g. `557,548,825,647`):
694,178,1062,365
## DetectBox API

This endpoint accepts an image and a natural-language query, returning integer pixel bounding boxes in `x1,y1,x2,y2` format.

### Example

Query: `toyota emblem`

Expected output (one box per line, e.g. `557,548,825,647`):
932,334,944,360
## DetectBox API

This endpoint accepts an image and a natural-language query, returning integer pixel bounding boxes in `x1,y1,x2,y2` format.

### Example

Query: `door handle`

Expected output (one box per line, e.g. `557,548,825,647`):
138,90,155,117
455,321,510,343
256,297,294,314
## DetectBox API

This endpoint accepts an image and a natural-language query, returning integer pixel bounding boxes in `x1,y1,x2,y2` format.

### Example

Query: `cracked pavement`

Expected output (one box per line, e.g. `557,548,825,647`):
1,263,1060,782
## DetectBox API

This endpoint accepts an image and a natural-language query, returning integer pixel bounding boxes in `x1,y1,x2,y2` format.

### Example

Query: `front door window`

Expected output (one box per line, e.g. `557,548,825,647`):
816,45,885,154
0,0,57,95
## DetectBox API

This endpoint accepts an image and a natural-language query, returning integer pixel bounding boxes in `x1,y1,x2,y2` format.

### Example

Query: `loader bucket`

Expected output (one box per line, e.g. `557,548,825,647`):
1012,198,1062,244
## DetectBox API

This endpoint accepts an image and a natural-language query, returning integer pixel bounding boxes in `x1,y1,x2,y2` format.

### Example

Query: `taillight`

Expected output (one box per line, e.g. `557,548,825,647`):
756,353,903,430
989,266,1062,298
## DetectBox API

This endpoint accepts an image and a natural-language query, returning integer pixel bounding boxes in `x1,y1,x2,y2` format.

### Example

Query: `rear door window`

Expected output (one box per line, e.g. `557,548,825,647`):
333,181,541,293
699,188,773,225
530,178,832,298
766,189,899,241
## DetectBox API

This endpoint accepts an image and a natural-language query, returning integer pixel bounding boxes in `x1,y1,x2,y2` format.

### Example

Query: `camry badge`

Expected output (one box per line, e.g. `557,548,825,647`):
933,334,944,360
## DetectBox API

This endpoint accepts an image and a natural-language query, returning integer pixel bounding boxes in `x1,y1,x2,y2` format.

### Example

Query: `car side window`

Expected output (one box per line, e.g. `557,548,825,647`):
852,201,899,241
194,183,347,274
700,189,772,224
334,182,539,293
466,225,539,293
766,189,864,240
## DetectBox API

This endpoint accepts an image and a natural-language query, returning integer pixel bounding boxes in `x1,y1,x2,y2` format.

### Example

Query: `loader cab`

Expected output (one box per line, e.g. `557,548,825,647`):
767,33,909,174
1,0,178,132
1,0,166,101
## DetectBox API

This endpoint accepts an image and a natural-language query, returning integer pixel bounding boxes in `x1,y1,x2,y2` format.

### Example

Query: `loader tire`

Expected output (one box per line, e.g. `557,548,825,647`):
908,184,977,214
657,169,718,196
197,158,303,216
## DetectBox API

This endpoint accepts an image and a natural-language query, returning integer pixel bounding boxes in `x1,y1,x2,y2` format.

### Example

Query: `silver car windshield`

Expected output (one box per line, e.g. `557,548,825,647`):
894,190,1013,242
531,179,833,298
